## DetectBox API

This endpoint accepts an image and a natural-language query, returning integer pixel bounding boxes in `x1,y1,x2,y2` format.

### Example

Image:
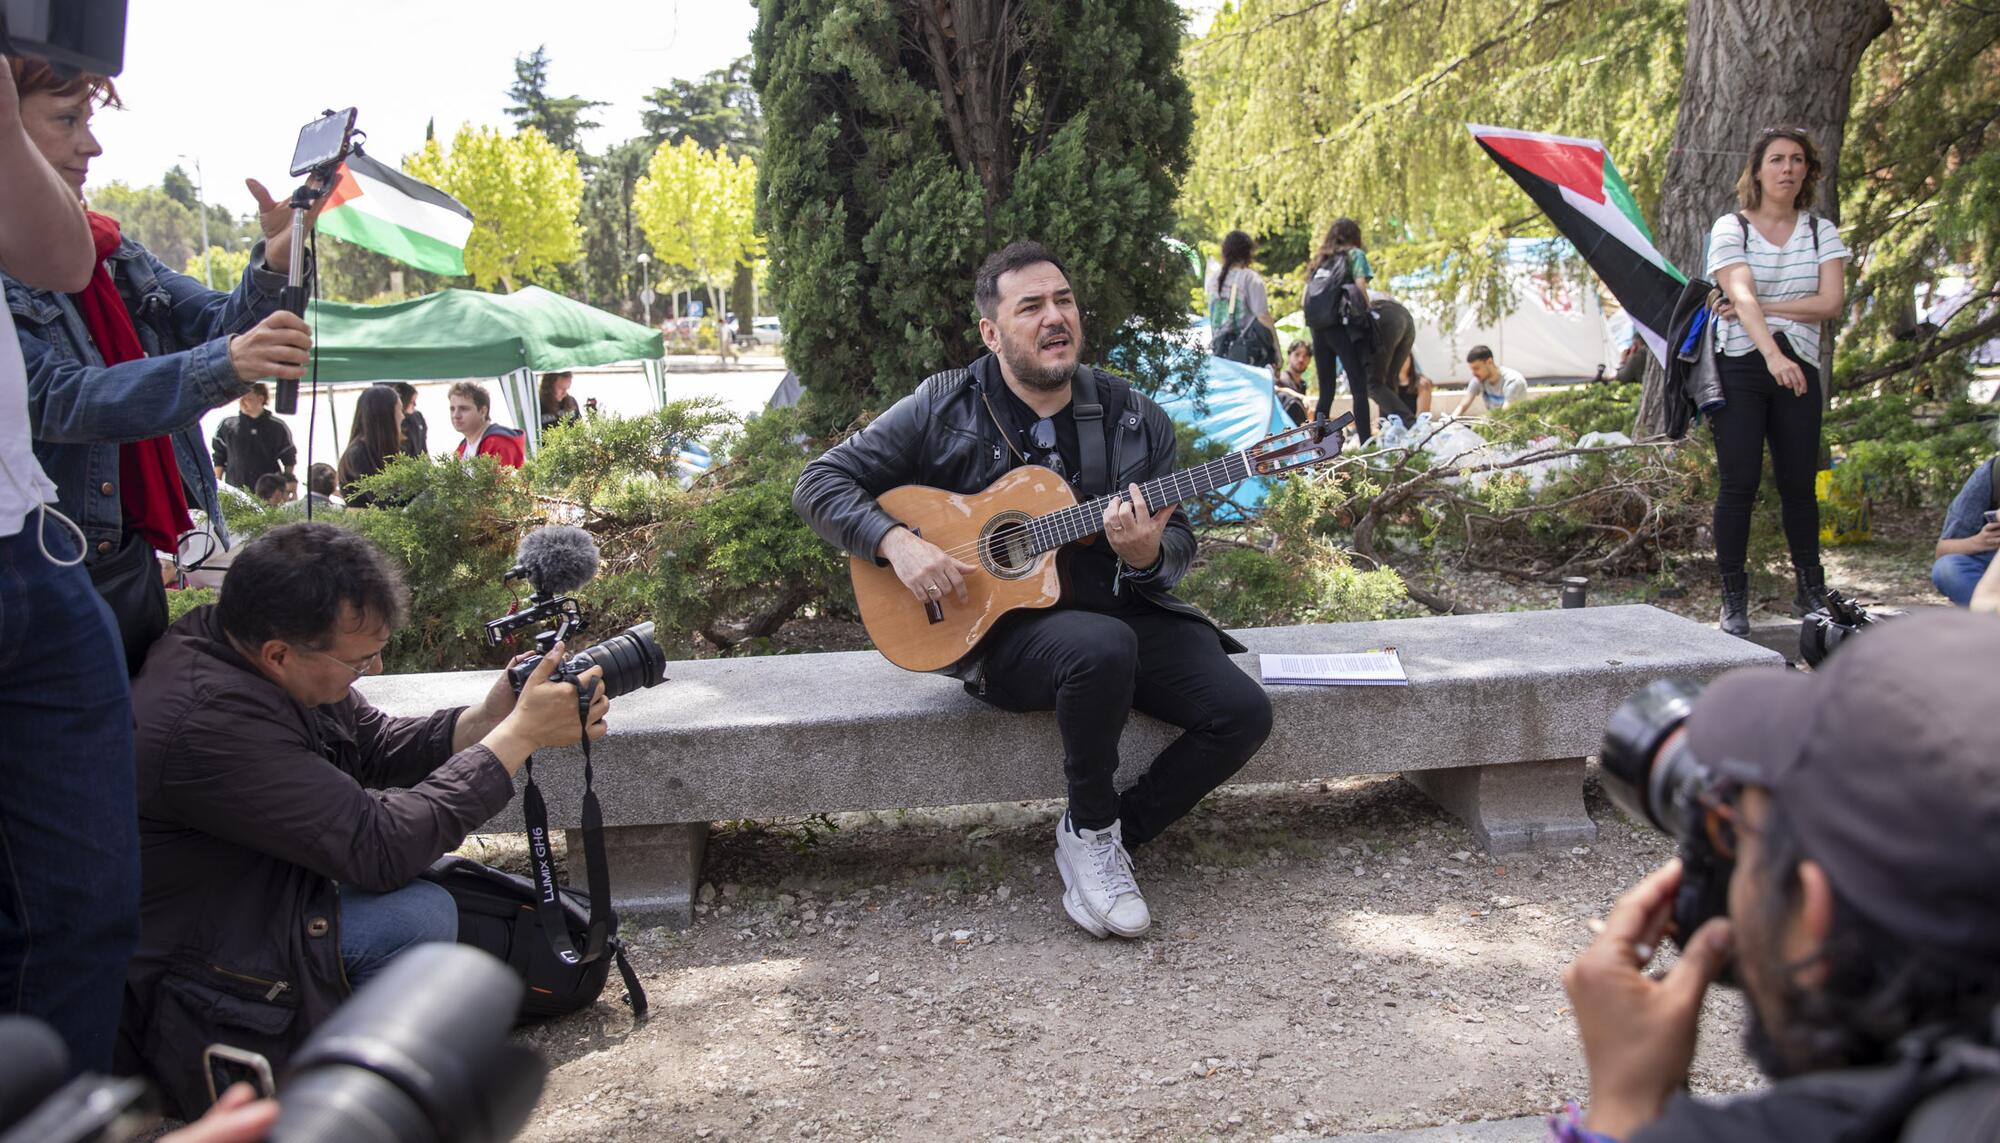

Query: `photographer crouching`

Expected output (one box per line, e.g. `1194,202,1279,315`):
121,522,609,1118
1555,611,2000,1141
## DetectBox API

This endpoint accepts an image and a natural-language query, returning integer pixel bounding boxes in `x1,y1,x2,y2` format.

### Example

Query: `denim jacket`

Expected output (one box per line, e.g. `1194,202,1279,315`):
3,237,296,564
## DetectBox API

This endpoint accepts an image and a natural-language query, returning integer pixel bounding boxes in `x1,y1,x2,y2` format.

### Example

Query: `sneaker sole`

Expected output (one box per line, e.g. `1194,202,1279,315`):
1061,886,1110,939
1055,845,1151,939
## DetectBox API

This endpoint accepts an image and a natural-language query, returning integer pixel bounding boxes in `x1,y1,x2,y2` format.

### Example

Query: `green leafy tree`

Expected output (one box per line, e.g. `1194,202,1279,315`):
162,164,198,210
1183,0,1684,322
642,55,763,158
632,139,762,325
184,245,251,289
574,137,655,311
753,0,1196,434
404,124,584,292
87,181,201,272
505,45,607,156
1833,1,2000,394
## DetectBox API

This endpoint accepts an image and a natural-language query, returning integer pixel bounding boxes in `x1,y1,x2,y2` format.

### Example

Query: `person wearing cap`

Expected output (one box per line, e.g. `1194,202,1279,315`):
1554,610,2000,1142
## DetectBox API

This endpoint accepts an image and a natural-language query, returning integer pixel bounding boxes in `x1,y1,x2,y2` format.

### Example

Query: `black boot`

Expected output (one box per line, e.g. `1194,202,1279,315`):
1792,564,1830,617
1719,572,1751,637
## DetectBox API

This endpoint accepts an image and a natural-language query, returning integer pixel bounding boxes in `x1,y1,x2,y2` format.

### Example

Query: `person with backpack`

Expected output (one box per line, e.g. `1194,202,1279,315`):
1302,218,1378,439
1704,127,1848,638
1930,454,2000,606
1204,230,1276,368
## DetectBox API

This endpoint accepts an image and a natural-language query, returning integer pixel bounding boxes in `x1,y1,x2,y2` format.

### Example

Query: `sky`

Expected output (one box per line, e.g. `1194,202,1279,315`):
91,1,1219,220
90,0,762,216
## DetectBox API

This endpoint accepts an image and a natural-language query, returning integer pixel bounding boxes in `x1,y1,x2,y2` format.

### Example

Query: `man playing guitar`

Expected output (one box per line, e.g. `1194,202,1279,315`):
793,242,1274,939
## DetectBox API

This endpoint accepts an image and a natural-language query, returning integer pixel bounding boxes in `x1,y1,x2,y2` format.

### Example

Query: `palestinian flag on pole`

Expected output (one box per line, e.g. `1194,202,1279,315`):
317,149,473,276
1468,124,1685,368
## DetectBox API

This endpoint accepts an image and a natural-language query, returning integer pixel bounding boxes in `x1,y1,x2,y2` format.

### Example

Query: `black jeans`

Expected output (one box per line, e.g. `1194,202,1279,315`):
974,607,1273,847
1710,334,1823,575
1311,322,1374,440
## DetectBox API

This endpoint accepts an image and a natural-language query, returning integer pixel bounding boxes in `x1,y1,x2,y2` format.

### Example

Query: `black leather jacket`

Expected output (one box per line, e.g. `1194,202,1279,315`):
793,355,1243,670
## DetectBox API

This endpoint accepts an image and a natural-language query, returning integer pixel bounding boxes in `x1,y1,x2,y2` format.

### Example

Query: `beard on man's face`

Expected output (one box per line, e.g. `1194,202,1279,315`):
996,323,1083,392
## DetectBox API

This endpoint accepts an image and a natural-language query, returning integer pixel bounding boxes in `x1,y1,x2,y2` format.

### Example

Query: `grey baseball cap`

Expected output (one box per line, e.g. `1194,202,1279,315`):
1685,610,2000,955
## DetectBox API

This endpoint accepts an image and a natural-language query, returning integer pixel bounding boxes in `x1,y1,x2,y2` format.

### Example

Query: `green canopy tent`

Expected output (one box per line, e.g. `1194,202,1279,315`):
305,286,665,455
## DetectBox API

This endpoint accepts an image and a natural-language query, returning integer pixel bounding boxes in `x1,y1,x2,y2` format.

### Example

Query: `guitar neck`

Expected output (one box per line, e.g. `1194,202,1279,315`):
1027,451,1257,554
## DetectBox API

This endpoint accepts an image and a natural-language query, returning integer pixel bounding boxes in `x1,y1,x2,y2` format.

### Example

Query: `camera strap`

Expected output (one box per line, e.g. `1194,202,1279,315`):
518,678,613,967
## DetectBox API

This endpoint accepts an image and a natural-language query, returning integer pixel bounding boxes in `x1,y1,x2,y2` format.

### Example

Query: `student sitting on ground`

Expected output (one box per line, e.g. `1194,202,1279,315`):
1931,453,1999,607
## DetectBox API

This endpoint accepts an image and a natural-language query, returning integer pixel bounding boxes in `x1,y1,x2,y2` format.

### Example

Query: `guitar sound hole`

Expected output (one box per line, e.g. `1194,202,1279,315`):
982,513,1038,579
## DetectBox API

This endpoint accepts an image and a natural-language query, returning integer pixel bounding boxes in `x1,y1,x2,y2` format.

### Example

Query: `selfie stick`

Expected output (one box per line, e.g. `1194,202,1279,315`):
274,180,324,416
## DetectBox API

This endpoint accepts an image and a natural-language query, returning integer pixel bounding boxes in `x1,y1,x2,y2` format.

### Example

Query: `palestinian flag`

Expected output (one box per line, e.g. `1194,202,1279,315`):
1468,124,1686,368
317,149,473,276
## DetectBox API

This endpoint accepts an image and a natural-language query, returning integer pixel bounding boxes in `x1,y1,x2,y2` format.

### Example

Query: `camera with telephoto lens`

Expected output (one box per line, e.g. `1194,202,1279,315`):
1598,678,1738,974
1799,590,1879,669
0,944,542,1143
483,525,666,700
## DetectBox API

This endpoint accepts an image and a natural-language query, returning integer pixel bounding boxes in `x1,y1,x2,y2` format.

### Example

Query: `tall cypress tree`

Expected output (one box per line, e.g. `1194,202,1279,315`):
752,0,1195,433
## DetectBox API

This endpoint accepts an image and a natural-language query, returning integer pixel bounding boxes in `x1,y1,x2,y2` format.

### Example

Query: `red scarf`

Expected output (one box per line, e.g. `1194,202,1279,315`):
76,211,190,552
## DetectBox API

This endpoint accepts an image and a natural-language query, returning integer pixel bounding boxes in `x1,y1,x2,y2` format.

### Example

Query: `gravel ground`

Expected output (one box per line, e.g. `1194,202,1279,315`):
511,777,1761,1142
506,526,1945,1139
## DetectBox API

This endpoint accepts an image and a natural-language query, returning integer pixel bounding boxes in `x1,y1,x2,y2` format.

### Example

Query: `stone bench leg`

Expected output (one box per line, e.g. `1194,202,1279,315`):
565,822,710,929
1402,758,1597,855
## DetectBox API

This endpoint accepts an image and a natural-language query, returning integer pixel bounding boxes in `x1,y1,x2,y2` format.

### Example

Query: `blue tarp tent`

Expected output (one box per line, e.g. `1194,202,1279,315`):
1154,346,1295,518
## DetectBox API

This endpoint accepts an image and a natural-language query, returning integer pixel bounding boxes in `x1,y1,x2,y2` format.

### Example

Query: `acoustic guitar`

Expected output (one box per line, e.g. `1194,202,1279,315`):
852,414,1354,671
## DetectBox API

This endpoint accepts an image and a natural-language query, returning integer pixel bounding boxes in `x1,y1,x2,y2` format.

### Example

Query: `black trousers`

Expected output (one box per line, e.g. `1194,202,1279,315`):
1710,334,1823,575
1312,322,1374,440
974,607,1274,847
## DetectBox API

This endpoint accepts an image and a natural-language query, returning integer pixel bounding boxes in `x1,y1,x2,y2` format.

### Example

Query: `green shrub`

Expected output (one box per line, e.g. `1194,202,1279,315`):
166,586,216,626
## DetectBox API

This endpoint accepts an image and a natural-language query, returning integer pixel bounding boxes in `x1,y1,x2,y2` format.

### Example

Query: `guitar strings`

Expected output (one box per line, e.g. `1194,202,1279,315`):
910,451,1259,568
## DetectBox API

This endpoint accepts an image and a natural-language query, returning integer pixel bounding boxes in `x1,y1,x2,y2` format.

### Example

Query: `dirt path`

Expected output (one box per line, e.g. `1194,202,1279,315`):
514,776,1761,1141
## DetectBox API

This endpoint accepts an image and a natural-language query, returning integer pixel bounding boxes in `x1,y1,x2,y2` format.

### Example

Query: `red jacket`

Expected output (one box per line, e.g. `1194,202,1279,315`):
455,422,526,468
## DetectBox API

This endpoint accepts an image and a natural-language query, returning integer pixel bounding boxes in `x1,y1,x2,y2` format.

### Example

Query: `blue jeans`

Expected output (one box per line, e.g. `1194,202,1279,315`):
1933,552,1994,607
0,513,137,1075
338,880,458,986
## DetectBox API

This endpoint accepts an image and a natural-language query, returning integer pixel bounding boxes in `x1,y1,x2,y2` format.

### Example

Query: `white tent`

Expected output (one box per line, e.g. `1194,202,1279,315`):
1276,241,1627,384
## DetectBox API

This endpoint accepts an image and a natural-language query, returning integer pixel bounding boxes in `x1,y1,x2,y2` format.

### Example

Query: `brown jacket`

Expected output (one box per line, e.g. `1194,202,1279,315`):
119,605,514,1116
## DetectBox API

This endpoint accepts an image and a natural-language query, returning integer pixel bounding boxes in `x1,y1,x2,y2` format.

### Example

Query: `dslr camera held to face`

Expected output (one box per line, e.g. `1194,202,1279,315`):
484,525,666,700
1598,679,1738,958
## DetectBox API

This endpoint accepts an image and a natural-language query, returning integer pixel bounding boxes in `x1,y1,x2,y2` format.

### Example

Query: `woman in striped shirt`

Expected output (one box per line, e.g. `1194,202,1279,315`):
1705,127,1848,637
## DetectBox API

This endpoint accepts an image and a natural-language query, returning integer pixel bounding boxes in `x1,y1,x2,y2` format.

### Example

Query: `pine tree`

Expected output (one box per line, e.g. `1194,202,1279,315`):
752,0,1196,434
505,45,607,156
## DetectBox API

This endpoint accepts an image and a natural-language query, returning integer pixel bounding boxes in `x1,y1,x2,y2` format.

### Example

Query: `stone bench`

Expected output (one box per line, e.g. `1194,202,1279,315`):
356,604,1779,925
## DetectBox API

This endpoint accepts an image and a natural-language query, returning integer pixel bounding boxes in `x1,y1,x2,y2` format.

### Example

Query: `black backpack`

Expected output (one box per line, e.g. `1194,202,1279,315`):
1303,249,1376,346
421,690,648,1024
1302,250,1350,330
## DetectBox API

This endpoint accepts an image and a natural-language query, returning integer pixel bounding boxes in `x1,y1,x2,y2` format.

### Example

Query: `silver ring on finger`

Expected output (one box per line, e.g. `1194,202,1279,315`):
926,583,940,595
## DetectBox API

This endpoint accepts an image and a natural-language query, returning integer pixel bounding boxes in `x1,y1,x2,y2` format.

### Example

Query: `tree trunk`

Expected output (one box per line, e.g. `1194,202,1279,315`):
1635,0,1892,438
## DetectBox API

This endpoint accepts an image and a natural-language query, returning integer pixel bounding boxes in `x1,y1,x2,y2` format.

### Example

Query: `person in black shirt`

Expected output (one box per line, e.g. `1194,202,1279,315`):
210,382,297,492
793,242,1272,941
384,382,426,459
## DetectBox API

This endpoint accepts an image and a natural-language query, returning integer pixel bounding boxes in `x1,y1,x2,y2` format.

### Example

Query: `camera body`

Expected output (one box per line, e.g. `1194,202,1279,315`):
1599,679,1737,965
1799,590,1878,668
484,571,666,702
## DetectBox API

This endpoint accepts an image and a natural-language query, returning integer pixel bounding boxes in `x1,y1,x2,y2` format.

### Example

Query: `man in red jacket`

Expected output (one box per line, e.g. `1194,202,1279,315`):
447,379,525,468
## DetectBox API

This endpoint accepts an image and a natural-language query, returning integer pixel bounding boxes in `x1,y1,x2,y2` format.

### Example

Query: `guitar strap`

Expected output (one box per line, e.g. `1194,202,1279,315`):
1072,365,1108,497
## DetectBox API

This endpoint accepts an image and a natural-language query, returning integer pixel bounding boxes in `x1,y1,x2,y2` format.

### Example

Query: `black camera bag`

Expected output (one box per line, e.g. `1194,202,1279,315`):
421,855,645,1022
422,680,647,1023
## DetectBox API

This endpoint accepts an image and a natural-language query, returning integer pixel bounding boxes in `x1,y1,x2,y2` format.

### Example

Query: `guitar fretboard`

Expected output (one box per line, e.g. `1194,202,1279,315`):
1022,451,1257,555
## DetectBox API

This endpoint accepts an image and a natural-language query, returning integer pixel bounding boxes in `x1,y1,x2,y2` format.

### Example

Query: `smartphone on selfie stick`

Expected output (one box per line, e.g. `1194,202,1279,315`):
274,108,356,414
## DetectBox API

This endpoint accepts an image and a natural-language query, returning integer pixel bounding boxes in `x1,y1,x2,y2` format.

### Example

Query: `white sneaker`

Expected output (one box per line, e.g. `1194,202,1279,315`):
1054,812,1151,938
